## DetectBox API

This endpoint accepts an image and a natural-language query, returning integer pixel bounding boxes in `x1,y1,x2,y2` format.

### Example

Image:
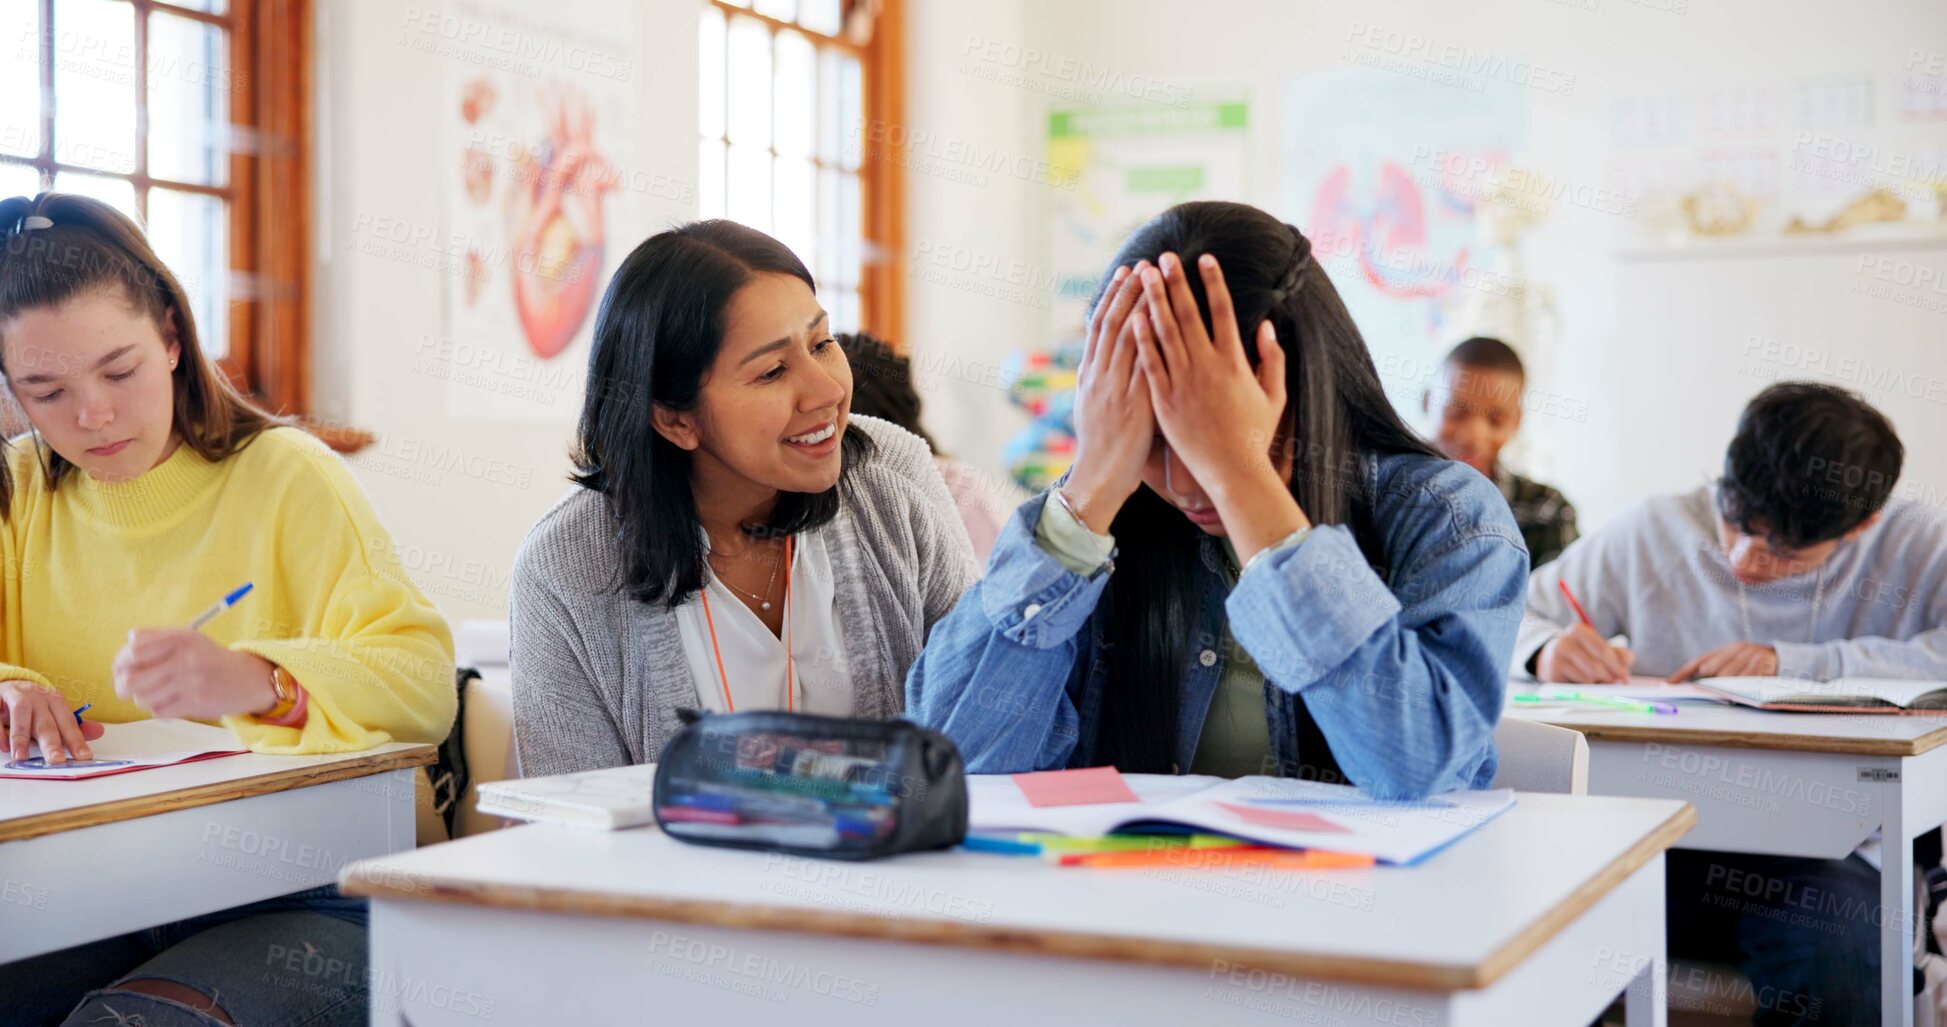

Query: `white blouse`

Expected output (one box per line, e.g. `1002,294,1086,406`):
674,528,854,715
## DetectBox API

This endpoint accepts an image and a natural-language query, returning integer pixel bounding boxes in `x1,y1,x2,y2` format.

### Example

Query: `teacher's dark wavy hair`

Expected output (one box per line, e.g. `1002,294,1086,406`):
1085,201,1439,774
572,220,871,609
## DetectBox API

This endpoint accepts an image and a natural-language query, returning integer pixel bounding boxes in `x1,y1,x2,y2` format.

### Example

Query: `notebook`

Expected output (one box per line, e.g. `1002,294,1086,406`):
969,772,1516,865
1694,676,1947,714
476,763,659,828
0,719,247,780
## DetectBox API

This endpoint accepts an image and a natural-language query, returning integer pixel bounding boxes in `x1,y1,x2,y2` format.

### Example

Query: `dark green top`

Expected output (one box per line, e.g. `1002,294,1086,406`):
1494,465,1579,568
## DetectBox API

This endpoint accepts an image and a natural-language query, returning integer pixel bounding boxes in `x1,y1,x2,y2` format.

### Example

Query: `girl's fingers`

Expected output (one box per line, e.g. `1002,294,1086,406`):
1139,265,1188,379
1255,320,1287,410
1131,309,1170,393
1194,254,1246,362
1093,264,1147,376
1105,308,1142,392
1083,265,1131,370
52,704,86,762
1159,252,1209,351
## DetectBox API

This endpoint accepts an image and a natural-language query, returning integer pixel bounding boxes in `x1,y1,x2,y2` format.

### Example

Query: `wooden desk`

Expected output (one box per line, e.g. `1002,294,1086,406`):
0,740,433,963
1508,688,1947,1026
343,789,1692,1026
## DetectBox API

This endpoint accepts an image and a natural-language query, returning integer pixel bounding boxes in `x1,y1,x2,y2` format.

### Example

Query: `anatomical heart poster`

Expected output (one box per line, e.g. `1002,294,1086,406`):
437,0,642,421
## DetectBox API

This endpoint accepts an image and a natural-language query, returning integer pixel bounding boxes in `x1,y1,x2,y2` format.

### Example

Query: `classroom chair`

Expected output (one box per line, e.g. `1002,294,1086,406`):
1491,717,1589,795
454,619,519,837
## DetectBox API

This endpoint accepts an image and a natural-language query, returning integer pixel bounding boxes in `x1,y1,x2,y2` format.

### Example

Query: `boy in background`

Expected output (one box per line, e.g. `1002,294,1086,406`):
1524,381,1947,1024
1423,336,1579,566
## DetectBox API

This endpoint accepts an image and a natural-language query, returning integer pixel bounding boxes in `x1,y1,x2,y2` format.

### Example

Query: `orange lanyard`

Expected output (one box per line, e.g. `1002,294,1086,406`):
697,536,794,713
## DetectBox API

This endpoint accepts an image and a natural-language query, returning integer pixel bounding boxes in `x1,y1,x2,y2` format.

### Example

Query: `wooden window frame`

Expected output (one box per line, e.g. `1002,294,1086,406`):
3,0,359,449
702,0,904,340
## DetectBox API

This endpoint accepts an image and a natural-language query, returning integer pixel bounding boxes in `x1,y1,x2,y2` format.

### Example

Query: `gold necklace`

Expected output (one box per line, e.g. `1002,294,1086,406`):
708,538,784,611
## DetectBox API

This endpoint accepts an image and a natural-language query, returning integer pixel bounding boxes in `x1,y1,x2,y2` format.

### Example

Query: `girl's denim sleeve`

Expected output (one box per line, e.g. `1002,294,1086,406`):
905,492,1109,773
1227,520,1528,799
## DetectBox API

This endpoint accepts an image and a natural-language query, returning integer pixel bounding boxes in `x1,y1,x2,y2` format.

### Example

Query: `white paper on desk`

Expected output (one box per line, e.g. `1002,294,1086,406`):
1537,680,1725,704
476,763,659,828
965,773,1224,836
968,773,1515,865
3,719,246,780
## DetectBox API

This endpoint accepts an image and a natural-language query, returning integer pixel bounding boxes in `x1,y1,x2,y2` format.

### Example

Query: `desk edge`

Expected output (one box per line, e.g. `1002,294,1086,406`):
0,745,436,844
341,800,1696,992
1473,800,1696,986
1522,718,1947,756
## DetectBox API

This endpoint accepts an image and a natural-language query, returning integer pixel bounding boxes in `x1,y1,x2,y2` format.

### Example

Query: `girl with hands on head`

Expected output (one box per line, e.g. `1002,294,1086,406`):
908,201,1530,799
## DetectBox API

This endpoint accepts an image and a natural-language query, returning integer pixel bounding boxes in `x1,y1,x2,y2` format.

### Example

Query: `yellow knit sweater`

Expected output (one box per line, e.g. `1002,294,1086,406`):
0,427,456,753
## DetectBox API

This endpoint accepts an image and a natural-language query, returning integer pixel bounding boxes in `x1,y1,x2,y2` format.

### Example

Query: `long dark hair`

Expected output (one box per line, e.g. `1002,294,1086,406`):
835,331,941,454
0,193,279,514
571,220,871,609
1089,201,1439,773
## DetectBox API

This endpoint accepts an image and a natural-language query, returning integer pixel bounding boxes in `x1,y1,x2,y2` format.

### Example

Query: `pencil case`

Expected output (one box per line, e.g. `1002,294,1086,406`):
652,710,968,861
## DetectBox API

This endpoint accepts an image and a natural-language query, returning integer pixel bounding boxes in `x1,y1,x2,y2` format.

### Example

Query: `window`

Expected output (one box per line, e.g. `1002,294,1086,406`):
699,0,902,338
1,0,329,439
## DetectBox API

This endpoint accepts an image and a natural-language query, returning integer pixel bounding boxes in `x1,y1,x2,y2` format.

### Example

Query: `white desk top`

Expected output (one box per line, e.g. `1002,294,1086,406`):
342,791,1692,991
0,742,435,843
1506,682,1947,756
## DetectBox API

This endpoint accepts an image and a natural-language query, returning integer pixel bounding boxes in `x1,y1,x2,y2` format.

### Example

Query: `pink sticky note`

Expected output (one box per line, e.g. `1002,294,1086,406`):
1012,766,1141,808
1214,802,1351,834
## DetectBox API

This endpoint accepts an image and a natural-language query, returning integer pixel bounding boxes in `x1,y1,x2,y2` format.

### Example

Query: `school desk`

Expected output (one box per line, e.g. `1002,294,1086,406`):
341,786,1692,1026
0,741,434,963
1507,685,1947,1026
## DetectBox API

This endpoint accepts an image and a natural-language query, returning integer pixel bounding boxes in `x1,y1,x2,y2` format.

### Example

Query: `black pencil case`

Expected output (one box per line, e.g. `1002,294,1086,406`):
652,710,968,861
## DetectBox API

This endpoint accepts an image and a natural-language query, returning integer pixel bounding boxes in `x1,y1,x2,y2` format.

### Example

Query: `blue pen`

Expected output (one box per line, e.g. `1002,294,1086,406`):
71,702,92,726
187,583,254,632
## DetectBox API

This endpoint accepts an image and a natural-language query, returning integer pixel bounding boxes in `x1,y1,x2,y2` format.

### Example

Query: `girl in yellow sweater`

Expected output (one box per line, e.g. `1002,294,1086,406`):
0,194,454,1024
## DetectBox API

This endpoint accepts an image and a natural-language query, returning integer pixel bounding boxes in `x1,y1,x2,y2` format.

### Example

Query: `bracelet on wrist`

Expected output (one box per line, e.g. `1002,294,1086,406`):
254,664,300,723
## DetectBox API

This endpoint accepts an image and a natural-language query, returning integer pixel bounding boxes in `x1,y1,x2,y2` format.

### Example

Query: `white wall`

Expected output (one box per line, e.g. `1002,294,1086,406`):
908,0,1947,531
315,0,1947,627
312,0,697,625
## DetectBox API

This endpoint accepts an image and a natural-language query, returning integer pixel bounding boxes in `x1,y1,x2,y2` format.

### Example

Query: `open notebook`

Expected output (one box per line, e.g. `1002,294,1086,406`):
476,763,659,828
1694,676,1947,714
969,773,1516,865
1,719,246,780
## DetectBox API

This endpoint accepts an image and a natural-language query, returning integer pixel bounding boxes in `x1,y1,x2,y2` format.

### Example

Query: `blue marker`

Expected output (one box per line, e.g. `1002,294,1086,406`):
71,702,92,726
187,583,254,632
960,834,1042,856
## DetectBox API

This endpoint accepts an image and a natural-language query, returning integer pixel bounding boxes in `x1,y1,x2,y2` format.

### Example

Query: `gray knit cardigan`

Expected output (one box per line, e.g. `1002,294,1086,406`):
509,416,982,778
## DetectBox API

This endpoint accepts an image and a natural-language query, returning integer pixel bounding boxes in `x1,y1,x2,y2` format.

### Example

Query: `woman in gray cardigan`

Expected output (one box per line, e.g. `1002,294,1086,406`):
510,221,980,777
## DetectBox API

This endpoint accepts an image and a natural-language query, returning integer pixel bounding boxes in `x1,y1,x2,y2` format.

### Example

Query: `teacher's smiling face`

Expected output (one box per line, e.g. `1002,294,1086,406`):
1,287,182,483
653,272,852,497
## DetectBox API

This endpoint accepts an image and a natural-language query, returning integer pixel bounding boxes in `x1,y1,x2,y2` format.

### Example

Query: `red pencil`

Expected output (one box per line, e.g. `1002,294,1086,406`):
1558,579,1595,627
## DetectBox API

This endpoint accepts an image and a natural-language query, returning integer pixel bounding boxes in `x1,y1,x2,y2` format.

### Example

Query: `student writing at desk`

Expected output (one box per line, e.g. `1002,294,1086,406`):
0,193,456,1027
1522,381,1947,1025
